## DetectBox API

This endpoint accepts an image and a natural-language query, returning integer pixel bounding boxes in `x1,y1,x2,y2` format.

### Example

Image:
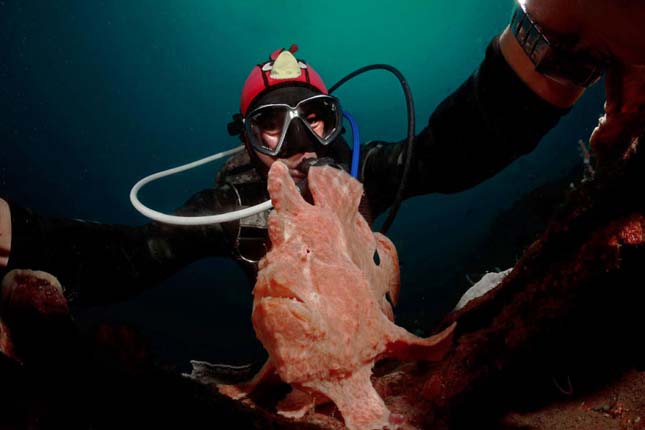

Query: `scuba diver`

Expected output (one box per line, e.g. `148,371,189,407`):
1,0,644,306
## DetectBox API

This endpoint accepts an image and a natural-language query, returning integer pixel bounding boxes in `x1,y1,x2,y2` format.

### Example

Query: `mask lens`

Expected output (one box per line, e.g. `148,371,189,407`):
247,106,288,154
298,96,341,142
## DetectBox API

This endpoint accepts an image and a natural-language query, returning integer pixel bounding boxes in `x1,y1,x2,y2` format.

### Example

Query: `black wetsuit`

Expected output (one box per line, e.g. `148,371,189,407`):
1,37,567,304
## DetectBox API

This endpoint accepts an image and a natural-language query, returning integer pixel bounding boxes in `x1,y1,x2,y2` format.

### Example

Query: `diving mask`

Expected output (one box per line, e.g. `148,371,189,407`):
244,94,343,157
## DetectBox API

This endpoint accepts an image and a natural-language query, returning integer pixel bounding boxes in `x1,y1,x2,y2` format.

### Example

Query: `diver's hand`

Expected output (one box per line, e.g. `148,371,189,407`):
0,198,10,267
520,0,645,66
500,1,645,108
518,1,645,157
590,64,645,159
531,0,645,158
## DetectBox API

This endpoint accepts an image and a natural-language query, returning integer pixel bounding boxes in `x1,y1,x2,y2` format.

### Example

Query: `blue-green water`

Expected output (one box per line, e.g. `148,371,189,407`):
0,1,604,367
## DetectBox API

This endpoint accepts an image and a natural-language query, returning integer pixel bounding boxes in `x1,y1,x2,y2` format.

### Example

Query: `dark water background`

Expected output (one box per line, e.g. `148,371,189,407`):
0,1,604,369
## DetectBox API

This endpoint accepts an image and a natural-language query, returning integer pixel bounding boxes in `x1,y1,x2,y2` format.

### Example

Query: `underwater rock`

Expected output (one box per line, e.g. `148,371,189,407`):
219,162,455,430
420,134,645,428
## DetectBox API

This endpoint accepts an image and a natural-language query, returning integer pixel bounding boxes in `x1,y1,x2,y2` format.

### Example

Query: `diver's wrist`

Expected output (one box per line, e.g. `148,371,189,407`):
499,26,584,109
0,198,11,267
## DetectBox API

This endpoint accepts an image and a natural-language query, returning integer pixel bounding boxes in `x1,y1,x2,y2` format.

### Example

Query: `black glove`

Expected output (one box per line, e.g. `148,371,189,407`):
294,157,344,204
295,157,344,175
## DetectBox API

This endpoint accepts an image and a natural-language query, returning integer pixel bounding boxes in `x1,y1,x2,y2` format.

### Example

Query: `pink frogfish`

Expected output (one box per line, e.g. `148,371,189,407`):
219,161,455,430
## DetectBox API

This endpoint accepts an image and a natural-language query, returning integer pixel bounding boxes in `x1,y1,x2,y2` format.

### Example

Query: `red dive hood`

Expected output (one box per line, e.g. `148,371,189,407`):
240,44,328,116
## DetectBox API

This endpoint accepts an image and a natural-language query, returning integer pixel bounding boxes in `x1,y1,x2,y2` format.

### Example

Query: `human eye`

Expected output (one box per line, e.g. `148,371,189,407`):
306,113,321,125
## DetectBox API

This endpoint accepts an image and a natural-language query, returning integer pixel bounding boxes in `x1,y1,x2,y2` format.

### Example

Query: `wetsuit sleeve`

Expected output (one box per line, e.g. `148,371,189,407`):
361,36,570,218
0,187,237,305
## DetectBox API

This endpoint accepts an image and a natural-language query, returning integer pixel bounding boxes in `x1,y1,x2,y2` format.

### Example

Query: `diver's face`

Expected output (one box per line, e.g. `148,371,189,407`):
251,116,325,179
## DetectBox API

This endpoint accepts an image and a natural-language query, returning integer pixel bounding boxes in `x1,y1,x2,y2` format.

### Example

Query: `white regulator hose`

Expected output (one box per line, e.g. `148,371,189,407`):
129,145,273,226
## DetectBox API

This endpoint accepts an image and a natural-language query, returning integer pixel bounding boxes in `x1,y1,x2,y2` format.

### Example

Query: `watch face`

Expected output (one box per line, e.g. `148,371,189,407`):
511,4,607,87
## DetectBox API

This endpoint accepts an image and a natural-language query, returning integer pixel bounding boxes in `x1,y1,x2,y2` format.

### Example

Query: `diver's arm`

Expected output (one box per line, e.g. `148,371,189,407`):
0,198,10,267
0,188,235,305
361,35,570,217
